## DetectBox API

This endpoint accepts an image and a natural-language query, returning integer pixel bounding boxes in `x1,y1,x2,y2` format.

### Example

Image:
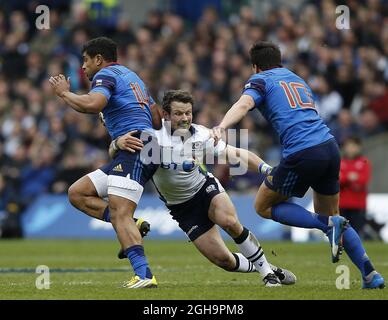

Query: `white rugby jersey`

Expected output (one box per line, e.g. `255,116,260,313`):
150,122,226,205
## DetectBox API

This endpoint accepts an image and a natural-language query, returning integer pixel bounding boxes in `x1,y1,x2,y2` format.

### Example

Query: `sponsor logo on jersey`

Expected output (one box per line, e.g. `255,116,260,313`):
95,79,103,86
192,141,203,151
266,175,273,185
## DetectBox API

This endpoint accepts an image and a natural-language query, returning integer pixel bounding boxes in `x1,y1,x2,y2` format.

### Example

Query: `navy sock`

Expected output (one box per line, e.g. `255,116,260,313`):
272,203,329,233
124,245,152,279
342,226,375,279
102,207,110,222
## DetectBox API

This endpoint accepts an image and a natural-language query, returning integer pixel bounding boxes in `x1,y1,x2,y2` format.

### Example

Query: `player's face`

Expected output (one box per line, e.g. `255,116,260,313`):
165,101,193,131
343,141,361,159
82,53,100,80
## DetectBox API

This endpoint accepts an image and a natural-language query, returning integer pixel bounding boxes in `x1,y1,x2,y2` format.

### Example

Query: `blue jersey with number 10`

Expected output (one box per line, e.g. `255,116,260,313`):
90,63,154,139
243,67,333,158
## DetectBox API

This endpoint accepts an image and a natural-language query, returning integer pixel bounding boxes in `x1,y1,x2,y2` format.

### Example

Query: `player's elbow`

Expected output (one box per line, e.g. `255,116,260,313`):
239,103,252,113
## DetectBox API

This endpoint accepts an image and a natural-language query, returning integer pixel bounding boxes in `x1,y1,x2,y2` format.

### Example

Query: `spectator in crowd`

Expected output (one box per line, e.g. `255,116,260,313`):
339,136,370,235
0,0,387,209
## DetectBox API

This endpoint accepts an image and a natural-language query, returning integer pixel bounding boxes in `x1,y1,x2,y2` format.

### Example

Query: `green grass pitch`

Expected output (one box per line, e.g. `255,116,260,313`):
0,239,386,300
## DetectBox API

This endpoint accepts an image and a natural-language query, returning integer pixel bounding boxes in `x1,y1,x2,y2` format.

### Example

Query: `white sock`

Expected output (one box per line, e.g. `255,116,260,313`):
232,253,256,273
234,227,273,278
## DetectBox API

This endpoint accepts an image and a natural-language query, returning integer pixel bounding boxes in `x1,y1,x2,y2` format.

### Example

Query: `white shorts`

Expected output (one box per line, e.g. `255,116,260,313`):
87,169,144,205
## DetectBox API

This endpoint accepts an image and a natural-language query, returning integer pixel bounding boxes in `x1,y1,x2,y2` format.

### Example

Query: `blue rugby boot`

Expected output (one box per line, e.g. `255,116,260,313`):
326,216,349,263
362,272,385,289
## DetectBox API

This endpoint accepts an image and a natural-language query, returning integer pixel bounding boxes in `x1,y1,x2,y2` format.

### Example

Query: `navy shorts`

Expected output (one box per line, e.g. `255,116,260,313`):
166,176,223,241
99,149,157,187
265,138,340,197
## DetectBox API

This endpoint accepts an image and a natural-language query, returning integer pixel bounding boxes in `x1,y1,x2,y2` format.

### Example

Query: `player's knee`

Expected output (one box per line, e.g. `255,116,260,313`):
255,203,271,219
219,215,239,233
108,205,128,224
68,184,82,208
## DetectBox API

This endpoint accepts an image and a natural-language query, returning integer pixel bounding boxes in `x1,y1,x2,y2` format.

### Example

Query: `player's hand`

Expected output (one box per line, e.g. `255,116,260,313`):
49,74,70,98
117,131,144,153
211,126,225,146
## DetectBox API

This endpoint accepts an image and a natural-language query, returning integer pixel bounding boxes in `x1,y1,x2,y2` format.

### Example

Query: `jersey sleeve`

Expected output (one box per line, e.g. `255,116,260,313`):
242,77,266,108
90,70,116,100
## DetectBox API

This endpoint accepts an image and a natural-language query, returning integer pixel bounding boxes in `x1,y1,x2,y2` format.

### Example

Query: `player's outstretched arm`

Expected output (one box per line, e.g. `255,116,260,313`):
212,94,255,143
49,74,107,114
222,145,264,173
218,95,255,129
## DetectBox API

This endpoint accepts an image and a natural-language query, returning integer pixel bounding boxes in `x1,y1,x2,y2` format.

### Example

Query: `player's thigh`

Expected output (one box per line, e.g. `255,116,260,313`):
255,182,288,218
68,173,104,202
313,191,339,216
192,225,235,269
106,150,153,214
208,192,241,232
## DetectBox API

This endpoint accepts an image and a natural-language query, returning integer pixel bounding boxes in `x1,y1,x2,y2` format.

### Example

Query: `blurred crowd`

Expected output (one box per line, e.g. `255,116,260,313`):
0,0,387,214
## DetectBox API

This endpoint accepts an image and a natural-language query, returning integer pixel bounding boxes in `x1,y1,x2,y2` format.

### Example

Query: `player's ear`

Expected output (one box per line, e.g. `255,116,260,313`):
95,54,103,66
252,64,259,73
162,110,169,120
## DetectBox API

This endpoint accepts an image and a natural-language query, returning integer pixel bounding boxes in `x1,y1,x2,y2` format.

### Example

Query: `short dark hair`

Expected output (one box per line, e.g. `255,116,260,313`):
344,135,362,146
249,41,282,71
162,90,194,113
82,37,117,62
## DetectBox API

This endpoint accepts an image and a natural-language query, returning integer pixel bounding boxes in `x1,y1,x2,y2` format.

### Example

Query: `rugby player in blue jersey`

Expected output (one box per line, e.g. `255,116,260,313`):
212,41,384,289
49,37,161,288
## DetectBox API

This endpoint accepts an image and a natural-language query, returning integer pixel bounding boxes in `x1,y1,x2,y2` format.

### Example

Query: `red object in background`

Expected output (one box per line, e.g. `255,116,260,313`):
369,88,388,124
339,156,371,210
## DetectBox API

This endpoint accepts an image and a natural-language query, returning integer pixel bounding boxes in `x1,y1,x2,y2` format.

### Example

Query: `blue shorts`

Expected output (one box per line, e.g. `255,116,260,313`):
265,138,340,197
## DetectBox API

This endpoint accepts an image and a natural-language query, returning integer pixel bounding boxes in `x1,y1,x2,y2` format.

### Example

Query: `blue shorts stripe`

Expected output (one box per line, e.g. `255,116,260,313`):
138,159,143,182
135,156,142,182
280,172,293,195
132,153,139,181
285,173,298,196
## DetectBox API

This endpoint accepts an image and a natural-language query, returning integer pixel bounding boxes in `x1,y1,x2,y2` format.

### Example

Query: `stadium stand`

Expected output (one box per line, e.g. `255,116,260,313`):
0,0,387,229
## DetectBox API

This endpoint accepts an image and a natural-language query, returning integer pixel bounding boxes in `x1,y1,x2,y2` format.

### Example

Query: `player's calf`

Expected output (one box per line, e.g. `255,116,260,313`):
211,253,237,271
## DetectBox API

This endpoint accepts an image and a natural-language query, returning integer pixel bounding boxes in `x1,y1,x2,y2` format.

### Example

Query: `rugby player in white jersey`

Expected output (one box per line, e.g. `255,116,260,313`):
109,90,296,287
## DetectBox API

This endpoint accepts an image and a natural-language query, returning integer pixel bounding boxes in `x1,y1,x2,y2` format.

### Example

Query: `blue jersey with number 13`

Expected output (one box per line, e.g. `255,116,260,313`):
243,67,333,157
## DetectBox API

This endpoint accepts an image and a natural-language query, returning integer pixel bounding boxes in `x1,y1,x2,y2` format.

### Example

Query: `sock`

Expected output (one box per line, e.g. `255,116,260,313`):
233,227,273,278
272,203,330,233
342,226,375,279
232,253,256,273
124,245,153,279
102,206,110,222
